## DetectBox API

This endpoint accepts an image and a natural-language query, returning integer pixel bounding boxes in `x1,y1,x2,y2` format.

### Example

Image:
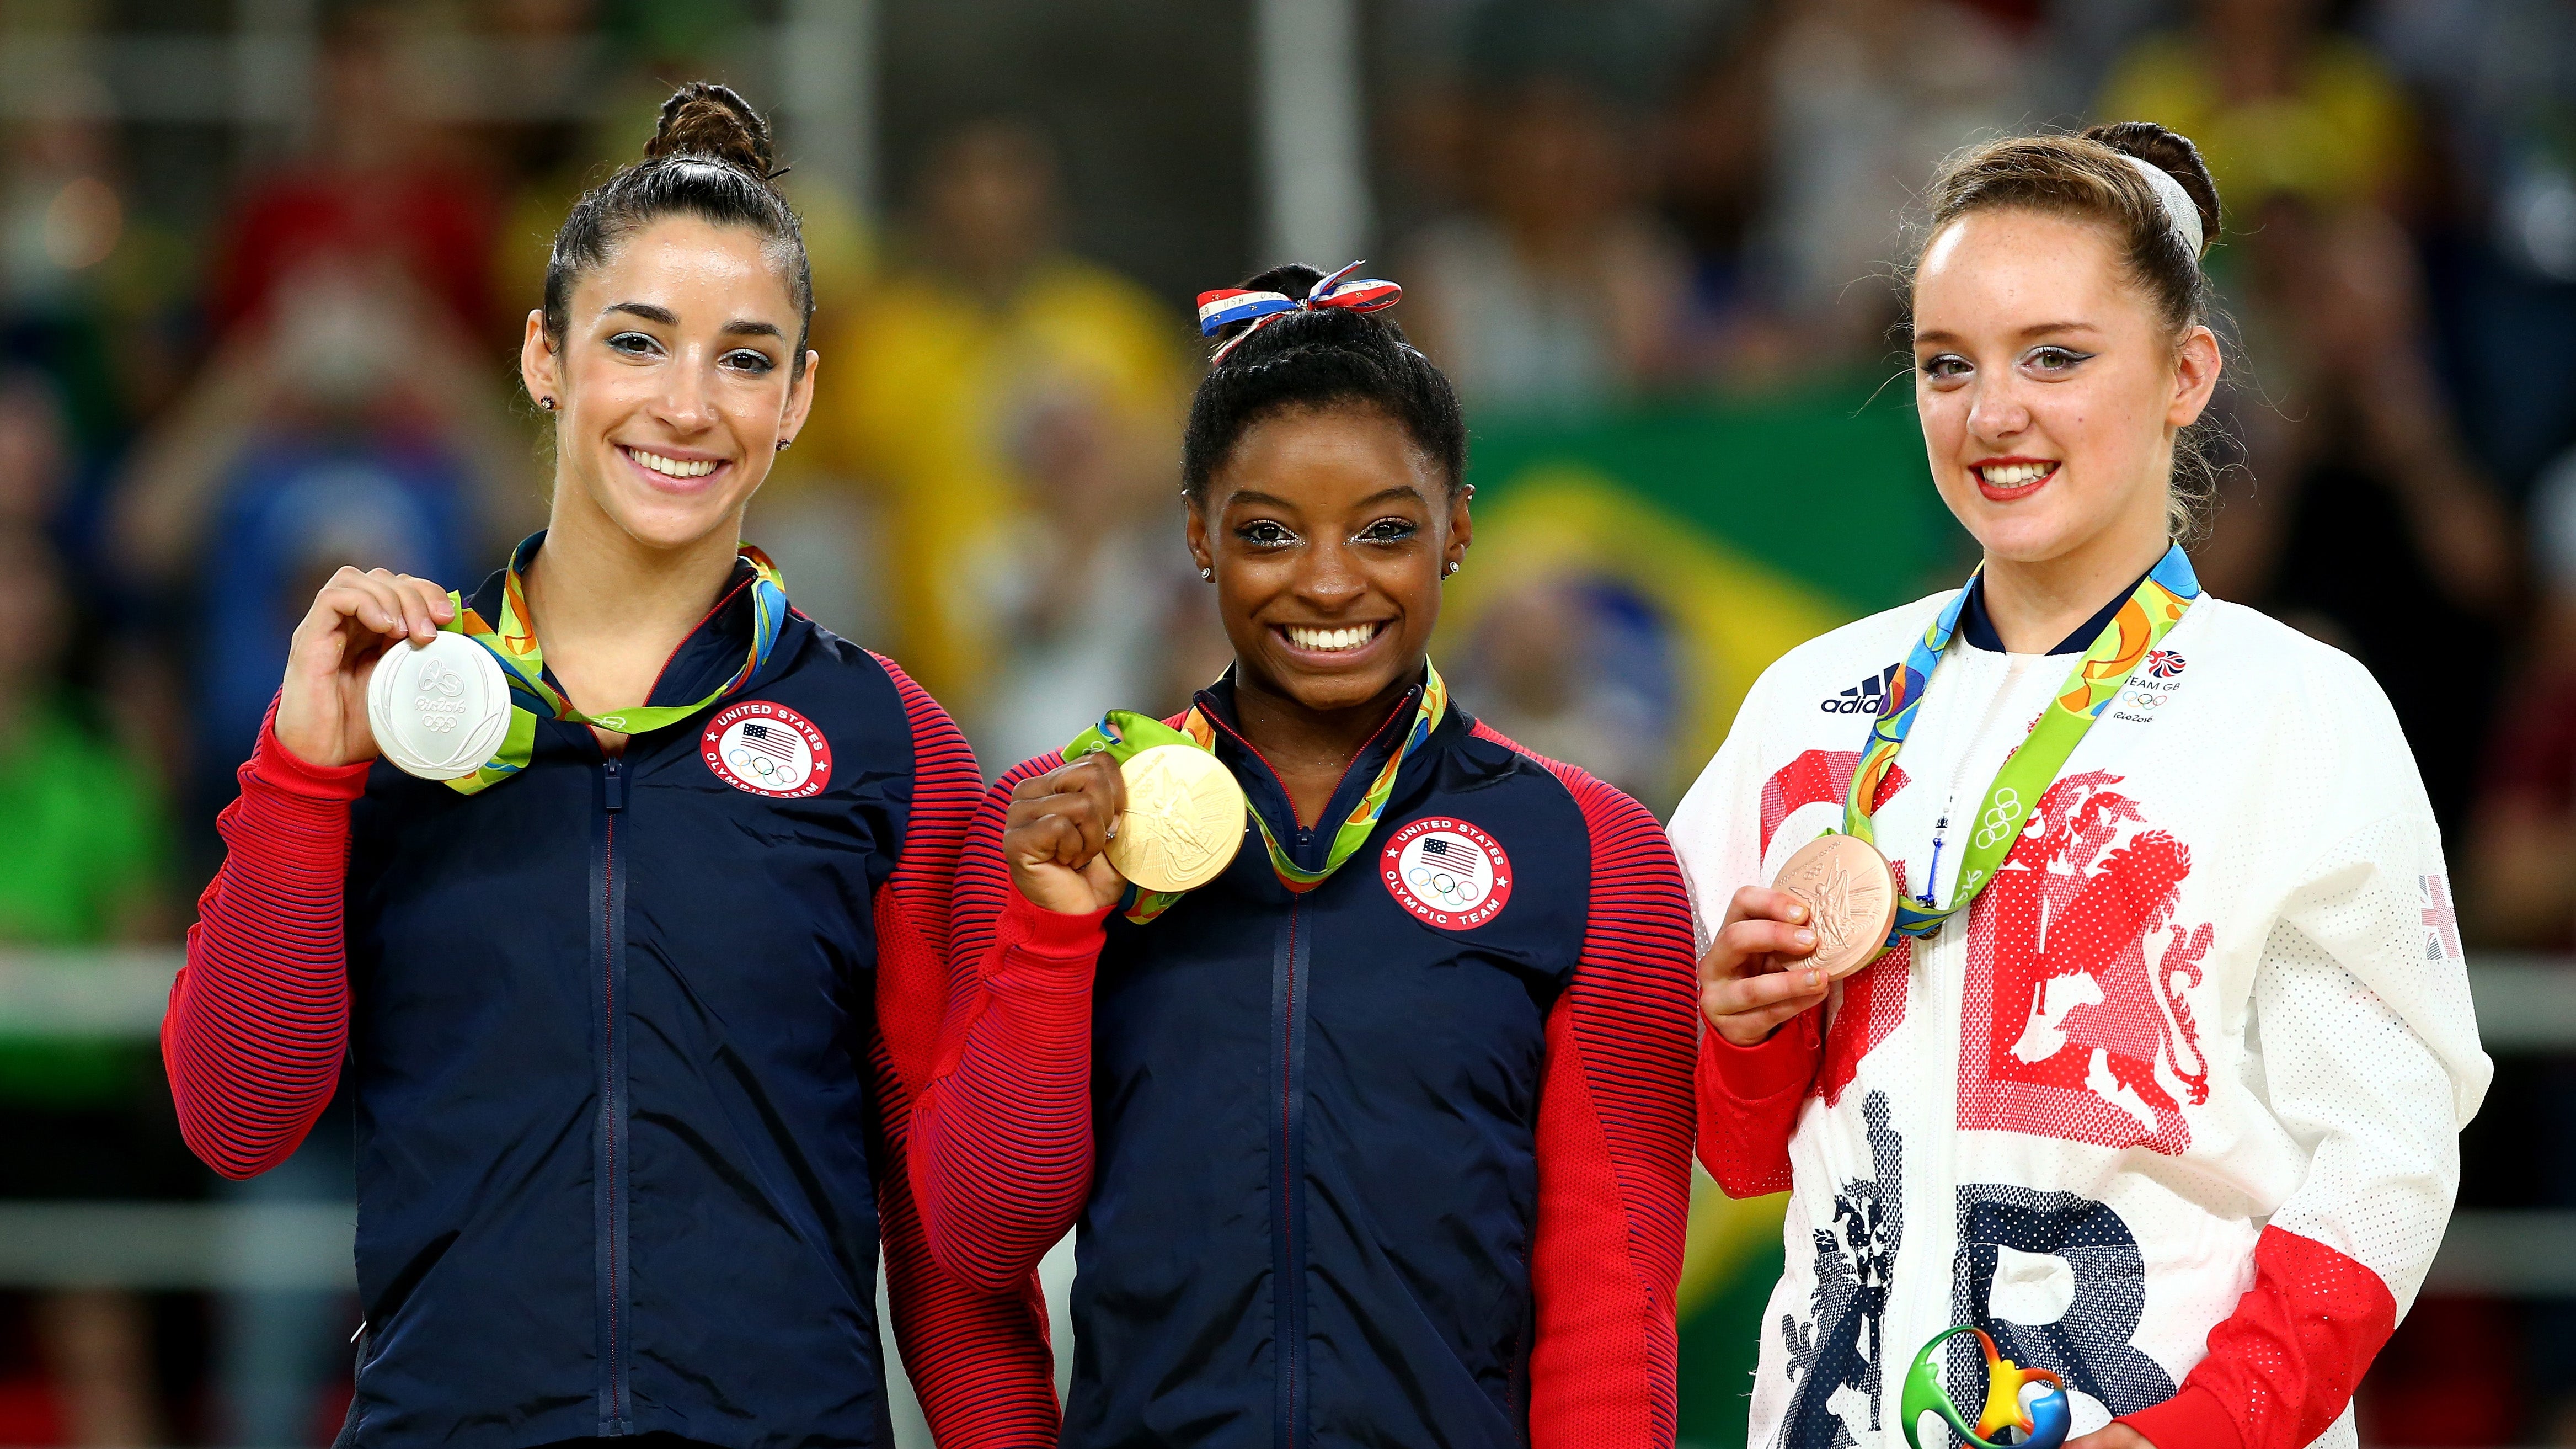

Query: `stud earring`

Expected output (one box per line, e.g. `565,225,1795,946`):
776,438,793,452
1445,560,1461,576
1199,567,1214,582
537,396,557,412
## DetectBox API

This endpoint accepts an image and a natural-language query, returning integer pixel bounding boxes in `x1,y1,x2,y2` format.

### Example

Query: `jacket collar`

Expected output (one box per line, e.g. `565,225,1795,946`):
467,542,787,712
1194,667,1432,873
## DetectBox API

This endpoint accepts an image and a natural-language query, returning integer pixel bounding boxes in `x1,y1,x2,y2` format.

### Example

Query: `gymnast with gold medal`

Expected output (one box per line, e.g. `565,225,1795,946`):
905,264,1703,1446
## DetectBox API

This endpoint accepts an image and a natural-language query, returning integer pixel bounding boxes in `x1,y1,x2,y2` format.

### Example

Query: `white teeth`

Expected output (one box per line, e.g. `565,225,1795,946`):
1979,461,2054,487
1286,624,1377,652
629,448,717,478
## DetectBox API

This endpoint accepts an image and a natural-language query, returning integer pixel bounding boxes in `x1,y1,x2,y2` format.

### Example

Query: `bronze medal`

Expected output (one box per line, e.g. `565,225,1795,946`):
1106,744,1248,894
1769,833,1900,979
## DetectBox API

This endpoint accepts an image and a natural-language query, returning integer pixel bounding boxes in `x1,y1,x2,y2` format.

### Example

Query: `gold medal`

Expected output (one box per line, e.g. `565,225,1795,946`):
1106,744,1248,893
1770,833,1900,978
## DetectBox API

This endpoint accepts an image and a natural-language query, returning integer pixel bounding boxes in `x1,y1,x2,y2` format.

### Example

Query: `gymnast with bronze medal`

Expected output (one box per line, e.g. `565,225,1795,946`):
1672,124,2489,1449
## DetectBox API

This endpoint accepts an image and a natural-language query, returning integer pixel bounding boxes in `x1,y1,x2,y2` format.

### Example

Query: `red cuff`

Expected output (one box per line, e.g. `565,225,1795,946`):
2120,1383,2245,1449
992,891,1109,983
252,708,374,800
1701,1014,1820,1100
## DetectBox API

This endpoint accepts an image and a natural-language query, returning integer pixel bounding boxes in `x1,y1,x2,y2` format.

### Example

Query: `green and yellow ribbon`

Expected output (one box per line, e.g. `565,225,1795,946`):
1067,662,1449,923
1846,542,2199,942
440,531,790,796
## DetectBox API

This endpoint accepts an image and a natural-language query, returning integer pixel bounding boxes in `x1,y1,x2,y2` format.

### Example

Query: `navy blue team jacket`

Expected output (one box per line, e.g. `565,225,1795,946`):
937,672,1699,1448
326,558,968,1449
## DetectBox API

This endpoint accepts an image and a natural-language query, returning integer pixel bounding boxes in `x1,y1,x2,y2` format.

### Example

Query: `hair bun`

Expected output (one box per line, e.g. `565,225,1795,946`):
2083,120,2220,244
647,82,777,179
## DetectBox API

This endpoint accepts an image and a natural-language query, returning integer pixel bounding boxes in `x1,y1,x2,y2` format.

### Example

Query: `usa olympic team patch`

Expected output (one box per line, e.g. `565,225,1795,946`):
702,701,832,798
1381,817,1513,930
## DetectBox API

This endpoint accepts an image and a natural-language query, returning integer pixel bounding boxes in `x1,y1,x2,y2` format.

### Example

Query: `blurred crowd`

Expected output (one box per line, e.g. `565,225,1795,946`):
0,0,2571,1443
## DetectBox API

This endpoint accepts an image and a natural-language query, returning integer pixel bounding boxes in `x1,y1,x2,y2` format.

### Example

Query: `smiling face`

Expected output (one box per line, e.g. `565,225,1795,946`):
521,215,816,553
1185,403,1469,717
1911,207,2218,570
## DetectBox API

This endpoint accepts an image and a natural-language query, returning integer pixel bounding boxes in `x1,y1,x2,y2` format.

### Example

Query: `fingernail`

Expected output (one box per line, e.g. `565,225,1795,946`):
1789,904,1808,921
1795,930,1815,947
1807,970,1822,988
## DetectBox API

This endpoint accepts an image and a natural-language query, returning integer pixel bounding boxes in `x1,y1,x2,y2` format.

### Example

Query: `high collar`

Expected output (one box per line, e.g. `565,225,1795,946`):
1960,561,2155,656
468,539,784,712
1193,667,1431,872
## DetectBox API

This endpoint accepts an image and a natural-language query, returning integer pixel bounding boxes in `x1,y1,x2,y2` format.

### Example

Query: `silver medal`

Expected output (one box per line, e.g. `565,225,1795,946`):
365,632,511,780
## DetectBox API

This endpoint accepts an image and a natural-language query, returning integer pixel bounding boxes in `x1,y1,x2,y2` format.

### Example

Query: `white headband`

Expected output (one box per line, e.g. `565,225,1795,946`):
2119,152,2205,259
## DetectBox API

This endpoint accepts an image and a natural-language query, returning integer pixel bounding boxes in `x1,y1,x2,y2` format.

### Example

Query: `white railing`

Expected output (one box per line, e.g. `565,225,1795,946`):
2,950,2572,1294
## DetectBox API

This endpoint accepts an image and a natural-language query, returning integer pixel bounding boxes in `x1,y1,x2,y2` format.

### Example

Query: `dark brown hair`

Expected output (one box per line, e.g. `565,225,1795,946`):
541,82,814,377
1906,121,2226,538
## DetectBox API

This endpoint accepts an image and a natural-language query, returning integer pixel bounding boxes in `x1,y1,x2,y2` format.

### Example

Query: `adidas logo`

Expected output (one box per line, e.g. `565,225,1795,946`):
1820,666,1899,716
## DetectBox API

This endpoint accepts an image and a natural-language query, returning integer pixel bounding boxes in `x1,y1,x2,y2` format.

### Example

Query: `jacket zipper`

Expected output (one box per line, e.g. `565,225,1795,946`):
597,755,630,1432
1269,898,1308,1449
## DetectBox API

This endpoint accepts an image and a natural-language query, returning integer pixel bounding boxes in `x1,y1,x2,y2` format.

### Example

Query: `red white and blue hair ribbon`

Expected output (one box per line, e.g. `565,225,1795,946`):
1196,260,1403,365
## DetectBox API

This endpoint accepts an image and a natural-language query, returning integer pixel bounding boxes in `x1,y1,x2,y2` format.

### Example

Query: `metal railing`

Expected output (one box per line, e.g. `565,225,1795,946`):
3,949,2571,1294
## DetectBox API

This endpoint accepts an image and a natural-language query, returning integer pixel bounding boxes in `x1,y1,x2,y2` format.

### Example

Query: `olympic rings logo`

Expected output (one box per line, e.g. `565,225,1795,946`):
1972,788,2024,849
725,746,805,785
2121,689,2167,708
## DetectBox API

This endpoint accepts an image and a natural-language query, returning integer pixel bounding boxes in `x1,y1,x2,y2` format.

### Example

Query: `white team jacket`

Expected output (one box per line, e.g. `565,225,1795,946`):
1670,589,2491,1449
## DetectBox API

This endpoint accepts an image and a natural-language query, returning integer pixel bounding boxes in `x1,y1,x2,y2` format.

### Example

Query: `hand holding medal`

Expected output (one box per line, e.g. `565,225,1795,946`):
1004,753,1136,915
274,565,459,770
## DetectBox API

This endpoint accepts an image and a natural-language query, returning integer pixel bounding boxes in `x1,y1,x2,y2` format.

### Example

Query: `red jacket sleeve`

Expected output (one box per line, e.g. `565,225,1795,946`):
863,658,1062,1445
1694,1009,1822,1198
2117,1227,2398,1449
162,708,369,1179
1479,726,1700,1448
909,750,1108,1297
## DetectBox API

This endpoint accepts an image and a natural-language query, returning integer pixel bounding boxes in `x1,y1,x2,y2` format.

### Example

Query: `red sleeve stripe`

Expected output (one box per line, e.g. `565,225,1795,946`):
910,752,1102,1296
162,715,368,1180
868,652,982,1095
1473,720,1698,1445
1472,721,1698,1250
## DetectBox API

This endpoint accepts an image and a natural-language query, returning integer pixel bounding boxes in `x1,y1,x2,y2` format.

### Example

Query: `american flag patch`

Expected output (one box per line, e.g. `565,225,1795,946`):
739,721,798,762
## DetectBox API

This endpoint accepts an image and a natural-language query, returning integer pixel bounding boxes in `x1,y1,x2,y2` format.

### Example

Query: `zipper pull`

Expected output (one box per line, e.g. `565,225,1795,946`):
603,758,624,812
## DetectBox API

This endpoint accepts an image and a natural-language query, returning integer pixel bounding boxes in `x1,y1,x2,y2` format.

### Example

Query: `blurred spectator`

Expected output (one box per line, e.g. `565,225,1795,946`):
210,4,499,343
2461,446,2576,1446
1752,0,2026,355
2098,0,2415,211
790,118,1185,724
2364,0,2576,498
0,525,175,1449
2195,197,2517,837
975,386,1194,771
1452,572,1682,806
1398,0,1692,410
1656,13,1803,392
0,77,138,457
1401,77,1690,410
111,268,535,835
2470,452,2576,948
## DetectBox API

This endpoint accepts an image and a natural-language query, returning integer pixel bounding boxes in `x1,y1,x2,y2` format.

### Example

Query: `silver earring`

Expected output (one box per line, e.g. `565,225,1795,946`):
537,396,557,412
1200,567,1213,582
1445,560,1460,576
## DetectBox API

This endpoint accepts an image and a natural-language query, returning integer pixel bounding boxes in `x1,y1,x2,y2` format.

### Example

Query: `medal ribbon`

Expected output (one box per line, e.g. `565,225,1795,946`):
437,531,790,796
1846,543,2199,939
1066,662,1450,924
